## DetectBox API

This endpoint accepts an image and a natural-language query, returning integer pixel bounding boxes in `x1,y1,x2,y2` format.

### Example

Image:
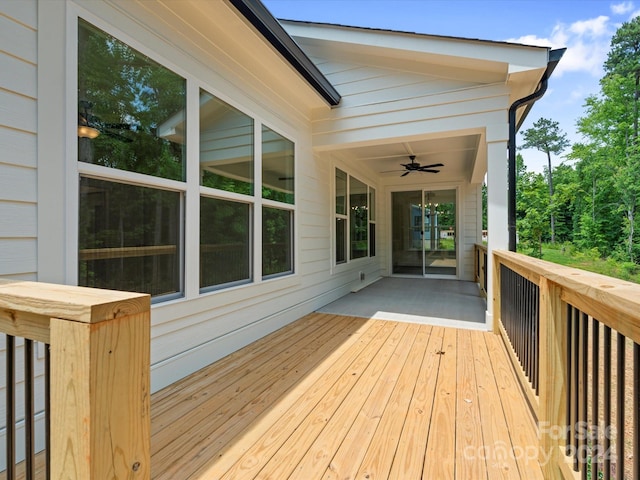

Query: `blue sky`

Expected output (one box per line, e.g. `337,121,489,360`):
263,0,639,173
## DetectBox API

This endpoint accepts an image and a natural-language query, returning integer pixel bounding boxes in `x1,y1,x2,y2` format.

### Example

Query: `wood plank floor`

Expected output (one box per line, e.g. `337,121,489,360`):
150,313,543,479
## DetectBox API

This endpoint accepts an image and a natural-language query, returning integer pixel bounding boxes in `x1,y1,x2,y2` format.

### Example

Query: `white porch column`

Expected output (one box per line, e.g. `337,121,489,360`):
485,124,509,330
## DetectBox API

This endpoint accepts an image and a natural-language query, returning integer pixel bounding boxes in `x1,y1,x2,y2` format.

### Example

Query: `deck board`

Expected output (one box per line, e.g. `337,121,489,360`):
149,313,543,479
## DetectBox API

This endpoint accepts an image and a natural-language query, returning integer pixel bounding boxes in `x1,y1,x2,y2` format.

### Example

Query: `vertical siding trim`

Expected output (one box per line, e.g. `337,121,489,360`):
37,1,68,283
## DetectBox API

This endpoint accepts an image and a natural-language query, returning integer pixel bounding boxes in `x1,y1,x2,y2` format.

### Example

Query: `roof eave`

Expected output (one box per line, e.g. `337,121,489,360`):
227,0,341,106
516,47,567,130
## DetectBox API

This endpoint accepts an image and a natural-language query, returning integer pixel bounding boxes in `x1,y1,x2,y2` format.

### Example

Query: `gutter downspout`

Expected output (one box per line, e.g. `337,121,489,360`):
507,47,566,252
507,79,547,251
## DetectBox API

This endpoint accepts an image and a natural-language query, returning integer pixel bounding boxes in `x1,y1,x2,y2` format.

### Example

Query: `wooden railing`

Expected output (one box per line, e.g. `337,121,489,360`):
492,250,640,479
0,279,150,479
474,243,488,297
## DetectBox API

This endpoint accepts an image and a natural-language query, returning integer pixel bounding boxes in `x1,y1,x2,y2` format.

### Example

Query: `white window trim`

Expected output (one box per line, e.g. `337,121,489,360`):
331,163,378,273
65,5,300,304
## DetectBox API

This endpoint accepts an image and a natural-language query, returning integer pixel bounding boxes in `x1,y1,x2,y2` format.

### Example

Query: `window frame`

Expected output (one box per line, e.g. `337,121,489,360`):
71,10,298,304
332,166,377,268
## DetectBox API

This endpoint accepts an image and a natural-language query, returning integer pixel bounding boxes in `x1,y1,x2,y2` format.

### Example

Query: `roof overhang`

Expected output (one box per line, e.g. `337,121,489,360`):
228,0,341,106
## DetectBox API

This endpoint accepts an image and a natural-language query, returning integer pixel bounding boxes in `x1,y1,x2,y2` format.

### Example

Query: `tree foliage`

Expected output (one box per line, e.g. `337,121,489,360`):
514,17,640,267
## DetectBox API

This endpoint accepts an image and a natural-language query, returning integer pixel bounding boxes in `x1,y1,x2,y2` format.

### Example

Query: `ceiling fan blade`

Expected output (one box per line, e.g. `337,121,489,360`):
401,171,411,177
381,169,406,173
420,163,444,169
418,169,440,173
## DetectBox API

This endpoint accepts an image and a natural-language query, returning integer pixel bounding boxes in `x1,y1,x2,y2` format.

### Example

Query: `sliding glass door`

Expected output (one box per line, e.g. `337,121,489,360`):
391,189,457,276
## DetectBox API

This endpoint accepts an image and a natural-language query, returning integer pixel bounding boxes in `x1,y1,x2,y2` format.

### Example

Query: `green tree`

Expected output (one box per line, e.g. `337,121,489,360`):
520,118,570,244
572,17,640,262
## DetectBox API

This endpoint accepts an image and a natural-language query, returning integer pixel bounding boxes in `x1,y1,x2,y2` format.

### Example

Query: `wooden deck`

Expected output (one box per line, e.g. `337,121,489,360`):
150,313,543,479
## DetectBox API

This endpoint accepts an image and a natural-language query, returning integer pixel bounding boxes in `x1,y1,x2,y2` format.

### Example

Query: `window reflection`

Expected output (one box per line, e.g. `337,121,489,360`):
350,176,368,259
262,126,294,204
200,90,254,194
77,20,186,181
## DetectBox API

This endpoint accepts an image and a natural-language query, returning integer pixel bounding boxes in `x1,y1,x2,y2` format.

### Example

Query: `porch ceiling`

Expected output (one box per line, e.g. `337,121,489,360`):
334,132,482,183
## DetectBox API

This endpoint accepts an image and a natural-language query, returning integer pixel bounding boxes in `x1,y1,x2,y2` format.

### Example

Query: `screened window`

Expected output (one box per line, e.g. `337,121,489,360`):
263,207,293,277
78,177,182,297
200,197,251,290
200,89,254,194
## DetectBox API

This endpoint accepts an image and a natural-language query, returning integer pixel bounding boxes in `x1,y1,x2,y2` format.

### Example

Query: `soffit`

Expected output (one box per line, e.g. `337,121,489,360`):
283,20,549,86
334,132,483,184
105,0,331,113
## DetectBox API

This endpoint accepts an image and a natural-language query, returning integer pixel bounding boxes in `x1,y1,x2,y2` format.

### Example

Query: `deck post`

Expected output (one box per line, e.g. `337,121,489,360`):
50,305,151,478
491,251,502,334
538,277,566,479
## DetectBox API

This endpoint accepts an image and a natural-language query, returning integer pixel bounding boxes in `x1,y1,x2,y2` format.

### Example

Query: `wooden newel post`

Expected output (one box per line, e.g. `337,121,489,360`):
538,277,567,479
49,291,151,479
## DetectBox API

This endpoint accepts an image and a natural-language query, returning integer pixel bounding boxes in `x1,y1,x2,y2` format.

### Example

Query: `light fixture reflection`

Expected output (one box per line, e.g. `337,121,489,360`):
77,125,100,139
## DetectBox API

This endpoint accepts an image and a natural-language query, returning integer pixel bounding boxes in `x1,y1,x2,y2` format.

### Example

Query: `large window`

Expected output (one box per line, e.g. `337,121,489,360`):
262,207,293,277
261,127,294,277
200,90,254,195
78,177,182,297
77,19,186,299
200,197,251,289
77,19,296,301
350,176,368,259
334,169,376,264
335,169,347,264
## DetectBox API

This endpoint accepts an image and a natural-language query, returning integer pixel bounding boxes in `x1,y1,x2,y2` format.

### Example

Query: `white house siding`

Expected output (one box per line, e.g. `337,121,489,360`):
21,0,372,392
0,1,38,281
0,3,44,466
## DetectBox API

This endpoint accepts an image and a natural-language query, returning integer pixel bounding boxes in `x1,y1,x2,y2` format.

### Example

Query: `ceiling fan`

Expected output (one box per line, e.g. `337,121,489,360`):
384,155,444,177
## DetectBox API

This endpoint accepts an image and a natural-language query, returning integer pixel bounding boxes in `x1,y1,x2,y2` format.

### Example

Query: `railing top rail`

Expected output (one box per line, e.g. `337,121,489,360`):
494,250,640,343
474,243,488,252
0,279,150,324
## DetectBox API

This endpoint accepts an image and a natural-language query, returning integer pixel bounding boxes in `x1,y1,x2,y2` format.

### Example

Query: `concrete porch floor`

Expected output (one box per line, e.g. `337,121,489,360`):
316,277,486,328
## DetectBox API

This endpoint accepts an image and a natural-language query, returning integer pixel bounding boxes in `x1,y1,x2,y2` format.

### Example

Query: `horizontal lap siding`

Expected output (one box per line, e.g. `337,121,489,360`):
0,2,37,281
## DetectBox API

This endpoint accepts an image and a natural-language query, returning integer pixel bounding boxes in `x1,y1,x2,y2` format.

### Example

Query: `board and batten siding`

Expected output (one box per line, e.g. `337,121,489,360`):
0,1,38,281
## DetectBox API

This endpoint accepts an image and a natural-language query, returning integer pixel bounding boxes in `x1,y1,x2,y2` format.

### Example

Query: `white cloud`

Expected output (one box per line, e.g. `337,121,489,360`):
611,1,634,15
569,15,610,36
506,15,615,78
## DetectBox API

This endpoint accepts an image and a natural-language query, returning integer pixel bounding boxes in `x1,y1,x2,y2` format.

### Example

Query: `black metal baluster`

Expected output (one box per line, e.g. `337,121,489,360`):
6,334,15,480
25,339,35,479
591,318,600,479
566,304,573,455
579,312,588,479
634,341,639,480
603,325,611,480
46,343,51,480
616,333,625,477
572,306,580,471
